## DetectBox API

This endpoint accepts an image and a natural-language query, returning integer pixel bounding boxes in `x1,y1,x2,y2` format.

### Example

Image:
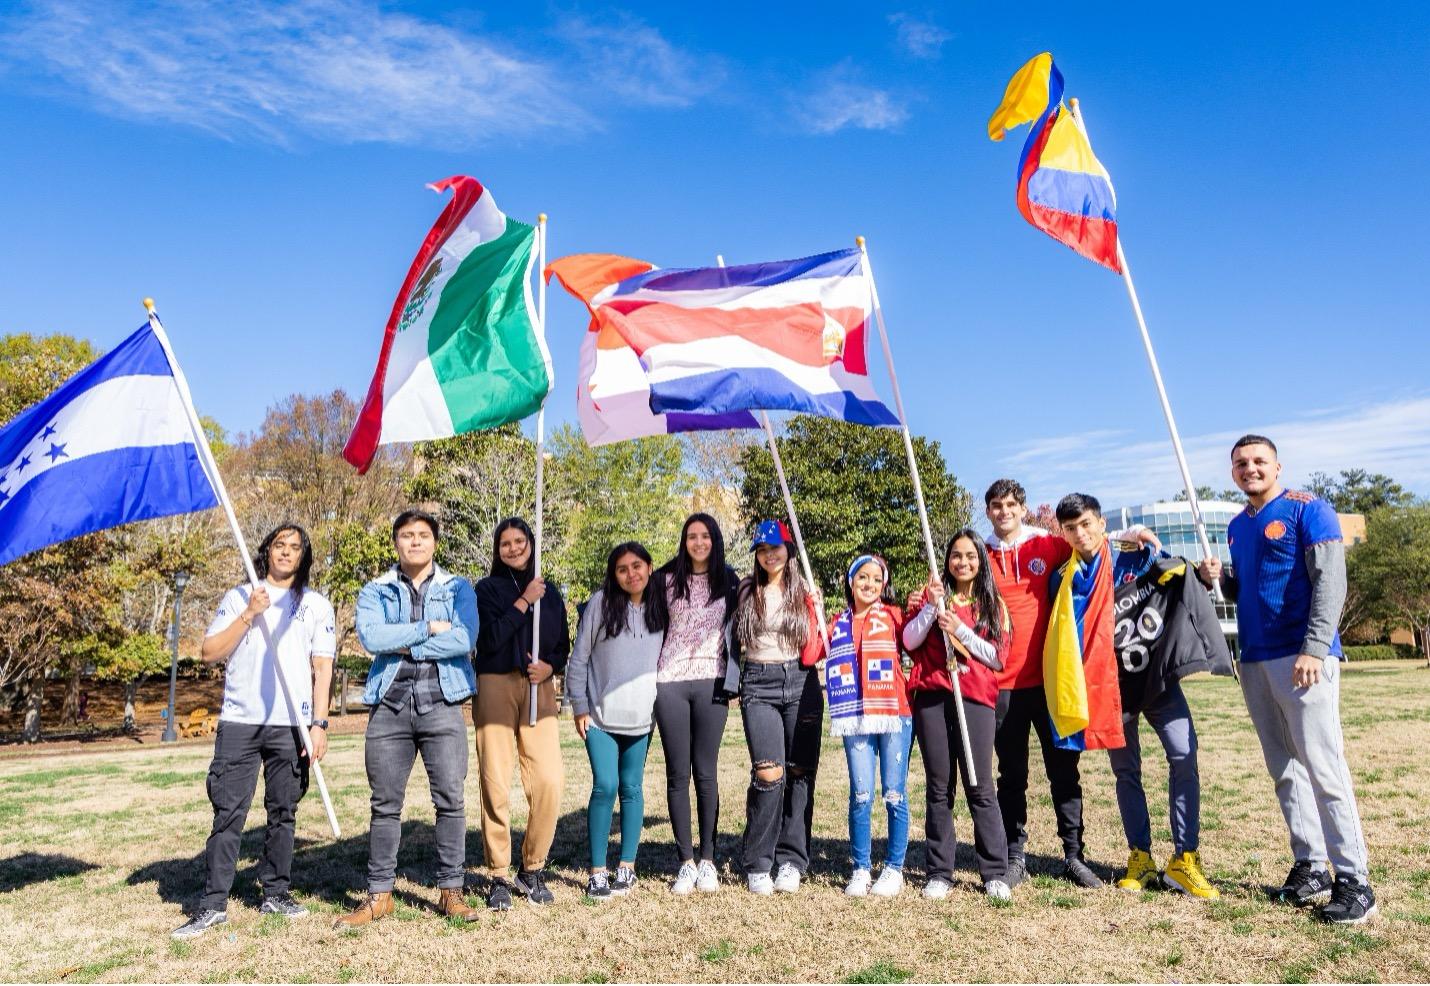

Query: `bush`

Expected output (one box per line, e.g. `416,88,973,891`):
1342,643,1420,662
336,654,373,678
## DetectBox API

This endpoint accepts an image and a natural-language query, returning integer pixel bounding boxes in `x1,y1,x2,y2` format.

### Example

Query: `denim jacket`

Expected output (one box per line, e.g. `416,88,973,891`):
358,564,478,705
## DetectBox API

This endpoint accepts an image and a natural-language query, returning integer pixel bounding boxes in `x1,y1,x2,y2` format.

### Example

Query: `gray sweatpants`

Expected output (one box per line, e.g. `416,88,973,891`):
1240,653,1369,880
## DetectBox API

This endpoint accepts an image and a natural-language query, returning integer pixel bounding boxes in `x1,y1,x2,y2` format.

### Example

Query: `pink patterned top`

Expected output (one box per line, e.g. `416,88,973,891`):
657,576,727,683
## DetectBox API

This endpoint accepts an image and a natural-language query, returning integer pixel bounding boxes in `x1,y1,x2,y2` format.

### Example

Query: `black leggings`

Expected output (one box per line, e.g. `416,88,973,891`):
654,677,729,863
912,689,1006,883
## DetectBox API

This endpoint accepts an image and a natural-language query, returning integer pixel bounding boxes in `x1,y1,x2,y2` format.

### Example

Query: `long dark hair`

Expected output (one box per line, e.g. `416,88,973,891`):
663,512,733,602
735,546,810,653
490,516,536,583
599,542,667,639
942,527,1005,644
843,553,896,610
253,523,313,614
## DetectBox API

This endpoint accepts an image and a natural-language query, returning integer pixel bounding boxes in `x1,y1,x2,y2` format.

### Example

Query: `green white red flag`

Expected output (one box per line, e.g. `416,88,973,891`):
344,176,551,472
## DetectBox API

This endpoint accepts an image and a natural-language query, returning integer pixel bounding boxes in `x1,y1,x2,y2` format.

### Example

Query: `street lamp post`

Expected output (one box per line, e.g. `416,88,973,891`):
161,570,190,744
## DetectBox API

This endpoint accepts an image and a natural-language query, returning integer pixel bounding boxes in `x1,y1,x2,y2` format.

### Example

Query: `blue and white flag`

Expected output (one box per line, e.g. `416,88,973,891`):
0,323,219,566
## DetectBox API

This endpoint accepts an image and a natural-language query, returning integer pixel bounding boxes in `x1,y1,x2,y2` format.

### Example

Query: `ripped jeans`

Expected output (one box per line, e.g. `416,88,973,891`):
843,717,913,871
740,661,823,875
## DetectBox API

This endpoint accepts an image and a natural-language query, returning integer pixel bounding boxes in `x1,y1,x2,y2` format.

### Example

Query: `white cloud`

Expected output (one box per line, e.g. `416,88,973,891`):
888,13,950,60
794,64,909,135
999,394,1430,509
555,15,726,109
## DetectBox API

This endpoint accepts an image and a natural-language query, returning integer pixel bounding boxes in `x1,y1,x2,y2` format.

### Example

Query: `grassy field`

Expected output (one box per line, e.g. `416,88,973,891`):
1,662,1428,983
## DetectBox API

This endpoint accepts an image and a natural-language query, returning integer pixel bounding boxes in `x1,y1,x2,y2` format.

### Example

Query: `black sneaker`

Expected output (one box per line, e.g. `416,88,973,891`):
171,909,227,940
585,871,612,901
1319,876,1377,924
1063,856,1105,889
611,864,637,896
487,877,513,911
515,869,555,906
259,893,309,918
1005,855,1029,889
1274,861,1334,907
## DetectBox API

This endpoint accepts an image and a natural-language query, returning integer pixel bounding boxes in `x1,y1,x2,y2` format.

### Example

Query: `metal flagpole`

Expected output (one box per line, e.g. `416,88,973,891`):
143,299,342,838
855,239,977,785
1068,97,1215,564
527,215,550,728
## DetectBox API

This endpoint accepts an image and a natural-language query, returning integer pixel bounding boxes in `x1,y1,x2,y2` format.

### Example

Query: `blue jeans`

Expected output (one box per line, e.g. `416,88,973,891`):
843,718,913,870
1107,680,1200,855
585,726,651,871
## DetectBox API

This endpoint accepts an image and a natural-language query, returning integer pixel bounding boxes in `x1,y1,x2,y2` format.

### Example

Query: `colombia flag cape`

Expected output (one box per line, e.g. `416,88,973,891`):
1042,542,1125,750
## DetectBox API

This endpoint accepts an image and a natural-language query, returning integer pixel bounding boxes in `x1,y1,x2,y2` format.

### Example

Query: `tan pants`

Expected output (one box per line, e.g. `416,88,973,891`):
474,672,563,876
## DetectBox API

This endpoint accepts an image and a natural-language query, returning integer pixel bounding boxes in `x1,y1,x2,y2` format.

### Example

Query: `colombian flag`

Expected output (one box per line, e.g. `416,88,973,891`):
988,53,1121,273
1042,542,1126,750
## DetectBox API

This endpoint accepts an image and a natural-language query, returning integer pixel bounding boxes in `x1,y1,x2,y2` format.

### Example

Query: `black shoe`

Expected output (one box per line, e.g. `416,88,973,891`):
1319,876,1377,924
1005,855,1028,889
1063,856,1105,889
259,893,309,918
611,864,637,896
585,872,612,901
171,909,227,940
515,869,555,906
1274,861,1334,907
487,877,513,911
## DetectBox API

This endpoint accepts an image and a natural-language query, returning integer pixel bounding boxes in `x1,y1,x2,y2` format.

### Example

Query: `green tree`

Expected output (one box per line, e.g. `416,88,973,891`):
1306,469,1415,515
323,521,397,656
1173,485,1244,505
0,332,101,419
1347,505,1430,661
739,416,972,602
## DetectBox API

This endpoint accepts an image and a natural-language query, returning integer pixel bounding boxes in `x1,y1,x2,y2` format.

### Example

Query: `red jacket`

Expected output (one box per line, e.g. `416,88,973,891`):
903,590,1006,709
984,526,1074,690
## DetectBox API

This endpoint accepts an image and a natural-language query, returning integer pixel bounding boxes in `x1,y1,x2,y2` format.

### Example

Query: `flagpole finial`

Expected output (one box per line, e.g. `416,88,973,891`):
142,297,156,314
1069,96,1079,110
538,213,548,224
855,235,866,249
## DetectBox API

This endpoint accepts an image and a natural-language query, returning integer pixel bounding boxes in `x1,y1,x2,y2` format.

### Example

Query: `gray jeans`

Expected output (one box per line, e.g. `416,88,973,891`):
364,697,469,891
1107,679,1200,855
1240,654,1369,880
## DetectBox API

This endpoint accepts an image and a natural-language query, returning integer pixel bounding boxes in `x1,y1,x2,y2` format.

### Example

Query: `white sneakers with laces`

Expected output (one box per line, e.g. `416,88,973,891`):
774,862,802,894
695,859,720,893
746,871,774,895
845,868,872,897
922,876,952,900
671,861,699,895
870,867,905,897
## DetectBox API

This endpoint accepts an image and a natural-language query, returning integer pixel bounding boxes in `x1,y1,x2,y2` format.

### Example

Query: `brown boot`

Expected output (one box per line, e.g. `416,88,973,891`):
333,891,394,929
439,888,480,922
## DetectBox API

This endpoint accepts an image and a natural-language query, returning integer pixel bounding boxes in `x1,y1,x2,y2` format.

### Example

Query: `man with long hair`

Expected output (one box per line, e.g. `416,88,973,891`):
172,523,335,940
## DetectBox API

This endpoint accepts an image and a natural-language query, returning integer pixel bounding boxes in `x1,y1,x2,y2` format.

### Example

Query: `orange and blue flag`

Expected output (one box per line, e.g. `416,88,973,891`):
988,53,1121,273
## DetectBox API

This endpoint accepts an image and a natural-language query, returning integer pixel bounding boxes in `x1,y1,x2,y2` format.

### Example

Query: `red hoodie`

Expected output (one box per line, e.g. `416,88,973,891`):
984,526,1074,690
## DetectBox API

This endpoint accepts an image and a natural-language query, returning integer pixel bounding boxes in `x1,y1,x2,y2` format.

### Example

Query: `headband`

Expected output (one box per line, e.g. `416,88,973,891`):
847,554,887,585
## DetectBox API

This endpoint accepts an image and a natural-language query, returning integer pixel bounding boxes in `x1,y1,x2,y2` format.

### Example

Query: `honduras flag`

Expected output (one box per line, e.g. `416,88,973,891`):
0,323,219,566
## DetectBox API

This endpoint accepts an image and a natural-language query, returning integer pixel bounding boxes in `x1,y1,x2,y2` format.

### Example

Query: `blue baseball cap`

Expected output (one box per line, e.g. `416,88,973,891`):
751,520,793,550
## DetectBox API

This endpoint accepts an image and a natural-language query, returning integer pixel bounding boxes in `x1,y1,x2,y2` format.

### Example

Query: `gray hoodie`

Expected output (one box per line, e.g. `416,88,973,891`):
566,589,664,736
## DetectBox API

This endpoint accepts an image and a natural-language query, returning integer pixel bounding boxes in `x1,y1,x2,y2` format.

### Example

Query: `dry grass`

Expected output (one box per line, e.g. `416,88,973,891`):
1,662,1429,983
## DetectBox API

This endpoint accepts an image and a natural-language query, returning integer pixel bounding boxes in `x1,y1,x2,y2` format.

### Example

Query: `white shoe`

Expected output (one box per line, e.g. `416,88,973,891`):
845,869,872,897
774,863,802,894
696,859,720,893
922,876,952,900
746,871,774,895
671,861,698,895
871,867,905,897
985,879,1012,902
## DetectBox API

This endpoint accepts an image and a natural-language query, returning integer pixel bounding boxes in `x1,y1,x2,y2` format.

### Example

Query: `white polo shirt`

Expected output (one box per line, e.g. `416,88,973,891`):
207,582,337,727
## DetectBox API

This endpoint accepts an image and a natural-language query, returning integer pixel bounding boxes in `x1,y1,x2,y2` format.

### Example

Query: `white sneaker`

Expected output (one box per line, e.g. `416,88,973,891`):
985,879,1012,902
922,876,952,900
746,871,774,895
671,861,698,895
696,859,720,893
845,869,872,897
774,863,802,894
871,867,905,897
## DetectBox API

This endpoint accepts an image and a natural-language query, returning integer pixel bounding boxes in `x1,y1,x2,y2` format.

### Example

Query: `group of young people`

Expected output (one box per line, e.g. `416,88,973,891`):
170,432,1378,940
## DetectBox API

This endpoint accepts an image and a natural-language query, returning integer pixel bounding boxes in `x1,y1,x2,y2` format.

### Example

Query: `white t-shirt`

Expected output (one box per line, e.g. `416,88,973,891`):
207,583,337,727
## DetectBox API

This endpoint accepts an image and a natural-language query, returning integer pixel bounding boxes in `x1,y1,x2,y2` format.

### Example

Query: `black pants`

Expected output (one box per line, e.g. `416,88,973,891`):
201,721,309,912
913,690,1006,883
994,685,1084,860
740,661,823,875
654,677,728,863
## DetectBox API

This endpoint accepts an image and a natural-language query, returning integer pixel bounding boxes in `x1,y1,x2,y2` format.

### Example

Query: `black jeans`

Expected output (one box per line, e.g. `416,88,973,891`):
654,677,729,863
739,661,823,875
994,685,1084,860
364,697,469,891
201,721,309,912
913,690,1007,883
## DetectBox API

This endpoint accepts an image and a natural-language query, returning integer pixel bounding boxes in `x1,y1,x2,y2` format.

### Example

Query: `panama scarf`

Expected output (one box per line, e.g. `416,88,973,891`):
825,603,904,737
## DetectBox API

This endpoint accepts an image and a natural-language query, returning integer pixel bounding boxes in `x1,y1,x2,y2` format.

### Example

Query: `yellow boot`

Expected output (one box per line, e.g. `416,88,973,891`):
1163,851,1220,899
1116,849,1159,892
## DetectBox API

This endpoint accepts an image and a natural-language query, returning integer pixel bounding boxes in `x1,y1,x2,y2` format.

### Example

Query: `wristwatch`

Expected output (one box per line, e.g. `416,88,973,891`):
311,719,329,730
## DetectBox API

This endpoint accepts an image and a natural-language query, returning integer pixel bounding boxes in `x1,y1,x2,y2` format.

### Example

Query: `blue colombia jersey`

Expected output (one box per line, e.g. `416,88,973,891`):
1227,490,1344,663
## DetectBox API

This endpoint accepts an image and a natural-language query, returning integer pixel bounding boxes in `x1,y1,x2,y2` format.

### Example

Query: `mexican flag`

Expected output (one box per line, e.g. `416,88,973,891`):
344,176,552,472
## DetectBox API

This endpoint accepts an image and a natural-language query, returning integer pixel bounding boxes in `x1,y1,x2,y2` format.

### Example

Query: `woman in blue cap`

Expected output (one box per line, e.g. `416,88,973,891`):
728,520,826,895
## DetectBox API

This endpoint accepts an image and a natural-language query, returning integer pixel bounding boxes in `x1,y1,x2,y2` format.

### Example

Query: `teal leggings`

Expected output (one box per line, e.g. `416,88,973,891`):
585,726,651,871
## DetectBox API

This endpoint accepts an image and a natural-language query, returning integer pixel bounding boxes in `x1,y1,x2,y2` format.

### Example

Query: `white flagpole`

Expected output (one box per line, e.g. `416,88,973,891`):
143,299,341,838
1068,97,1215,564
528,214,548,729
715,254,830,655
855,240,977,786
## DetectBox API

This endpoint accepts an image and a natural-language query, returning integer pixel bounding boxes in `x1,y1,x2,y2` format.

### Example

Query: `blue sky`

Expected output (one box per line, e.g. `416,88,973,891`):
2,1,1428,511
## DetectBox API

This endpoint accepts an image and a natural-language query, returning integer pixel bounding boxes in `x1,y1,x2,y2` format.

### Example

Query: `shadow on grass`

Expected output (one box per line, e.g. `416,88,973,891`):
0,852,100,893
